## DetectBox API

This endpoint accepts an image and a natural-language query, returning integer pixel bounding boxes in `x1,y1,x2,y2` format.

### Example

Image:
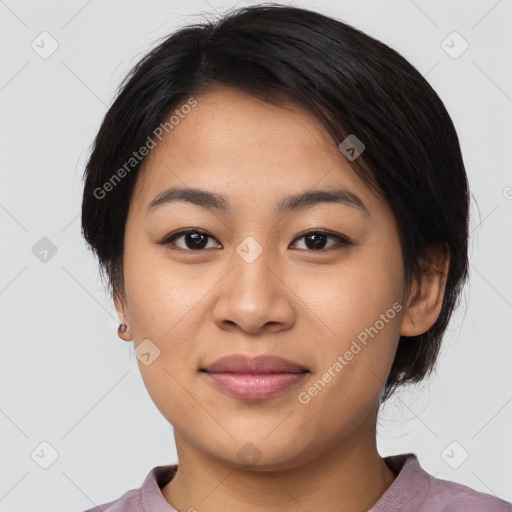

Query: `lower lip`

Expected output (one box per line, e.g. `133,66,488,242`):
203,372,308,400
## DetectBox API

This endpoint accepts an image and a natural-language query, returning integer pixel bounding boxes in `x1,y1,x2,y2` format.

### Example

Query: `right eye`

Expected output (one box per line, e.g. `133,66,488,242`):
158,229,222,251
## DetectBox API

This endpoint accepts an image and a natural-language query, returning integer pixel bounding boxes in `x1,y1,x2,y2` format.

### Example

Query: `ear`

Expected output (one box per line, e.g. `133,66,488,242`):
114,290,133,342
400,242,450,337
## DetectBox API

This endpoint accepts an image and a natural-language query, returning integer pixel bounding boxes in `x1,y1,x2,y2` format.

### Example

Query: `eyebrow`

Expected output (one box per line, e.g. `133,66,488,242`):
146,186,369,215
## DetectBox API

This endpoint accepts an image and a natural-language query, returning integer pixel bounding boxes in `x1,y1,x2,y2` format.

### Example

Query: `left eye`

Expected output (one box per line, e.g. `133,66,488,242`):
159,229,351,252
290,230,352,251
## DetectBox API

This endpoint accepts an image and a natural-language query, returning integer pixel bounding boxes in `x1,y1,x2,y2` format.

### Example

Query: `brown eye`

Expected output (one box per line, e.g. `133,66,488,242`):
159,229,351,252
160,230,221,251
290,230,352,251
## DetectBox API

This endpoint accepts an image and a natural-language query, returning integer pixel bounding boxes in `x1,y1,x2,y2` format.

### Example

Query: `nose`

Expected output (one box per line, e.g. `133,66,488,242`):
211,242,296,335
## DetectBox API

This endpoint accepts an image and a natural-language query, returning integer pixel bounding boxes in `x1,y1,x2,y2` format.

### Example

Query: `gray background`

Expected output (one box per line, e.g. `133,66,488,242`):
0,0,511,510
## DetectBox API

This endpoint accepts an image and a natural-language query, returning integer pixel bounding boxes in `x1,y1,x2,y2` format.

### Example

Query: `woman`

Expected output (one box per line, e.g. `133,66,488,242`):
80,4,512,511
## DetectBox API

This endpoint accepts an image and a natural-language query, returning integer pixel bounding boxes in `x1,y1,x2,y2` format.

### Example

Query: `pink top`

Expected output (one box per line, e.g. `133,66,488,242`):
82,453,512,511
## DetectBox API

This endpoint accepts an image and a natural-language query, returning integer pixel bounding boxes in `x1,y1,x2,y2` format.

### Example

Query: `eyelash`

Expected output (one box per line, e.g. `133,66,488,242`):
158,229,352,253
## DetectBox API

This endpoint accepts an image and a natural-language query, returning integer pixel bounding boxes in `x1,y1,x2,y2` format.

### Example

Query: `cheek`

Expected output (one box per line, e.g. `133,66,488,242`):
291,248,404,394
125,257,206,422
137,359,199,434
123,237,201,335
292,249,403,341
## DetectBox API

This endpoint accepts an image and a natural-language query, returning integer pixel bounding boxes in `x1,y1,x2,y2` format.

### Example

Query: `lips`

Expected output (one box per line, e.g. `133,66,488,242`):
200,355,310,400
200,354,309,374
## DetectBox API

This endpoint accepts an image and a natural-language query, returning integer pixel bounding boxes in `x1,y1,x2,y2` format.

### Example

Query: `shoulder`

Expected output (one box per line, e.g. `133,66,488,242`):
81,488,141,512
79,464,178,512
424,472,512,512
376,453,512,512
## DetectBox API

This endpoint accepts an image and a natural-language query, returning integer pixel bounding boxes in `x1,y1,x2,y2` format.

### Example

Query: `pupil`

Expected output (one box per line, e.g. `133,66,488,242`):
306,233,326,250
187,233,207,249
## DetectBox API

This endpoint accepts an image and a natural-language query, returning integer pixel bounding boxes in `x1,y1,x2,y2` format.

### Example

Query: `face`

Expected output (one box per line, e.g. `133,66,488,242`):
116,87,410,471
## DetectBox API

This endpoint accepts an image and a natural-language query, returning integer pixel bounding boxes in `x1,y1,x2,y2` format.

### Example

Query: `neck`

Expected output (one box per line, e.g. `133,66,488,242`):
162,428,396,512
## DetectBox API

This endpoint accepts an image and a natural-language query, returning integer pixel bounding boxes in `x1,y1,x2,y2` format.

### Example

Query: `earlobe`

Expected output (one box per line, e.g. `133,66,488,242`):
117,322,132,341
114,292,133,342
400,242,450,337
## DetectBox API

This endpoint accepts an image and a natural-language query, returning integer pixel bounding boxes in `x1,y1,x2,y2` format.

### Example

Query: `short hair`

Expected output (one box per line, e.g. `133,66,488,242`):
81,3,470,401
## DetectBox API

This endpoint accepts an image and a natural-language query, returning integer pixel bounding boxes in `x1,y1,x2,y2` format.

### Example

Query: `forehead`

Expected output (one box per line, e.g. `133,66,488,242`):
131,87,378,214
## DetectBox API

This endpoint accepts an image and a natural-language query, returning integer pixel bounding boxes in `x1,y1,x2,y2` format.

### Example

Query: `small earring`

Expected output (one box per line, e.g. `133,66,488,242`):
118,323,129,335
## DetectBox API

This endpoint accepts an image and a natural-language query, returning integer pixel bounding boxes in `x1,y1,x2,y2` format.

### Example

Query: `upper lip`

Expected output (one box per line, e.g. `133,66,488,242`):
201,354,309,374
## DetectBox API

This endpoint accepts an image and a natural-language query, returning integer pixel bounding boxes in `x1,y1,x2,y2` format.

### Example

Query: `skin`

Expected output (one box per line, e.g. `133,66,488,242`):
115,87,450,512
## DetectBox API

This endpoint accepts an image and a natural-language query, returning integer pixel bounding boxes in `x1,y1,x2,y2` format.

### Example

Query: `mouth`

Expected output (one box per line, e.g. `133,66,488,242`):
201,370,309,400
200,354,310,400
201,354,309,374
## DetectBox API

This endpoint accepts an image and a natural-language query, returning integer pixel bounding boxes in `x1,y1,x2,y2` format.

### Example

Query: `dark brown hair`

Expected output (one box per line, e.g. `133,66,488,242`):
81,3,470,401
